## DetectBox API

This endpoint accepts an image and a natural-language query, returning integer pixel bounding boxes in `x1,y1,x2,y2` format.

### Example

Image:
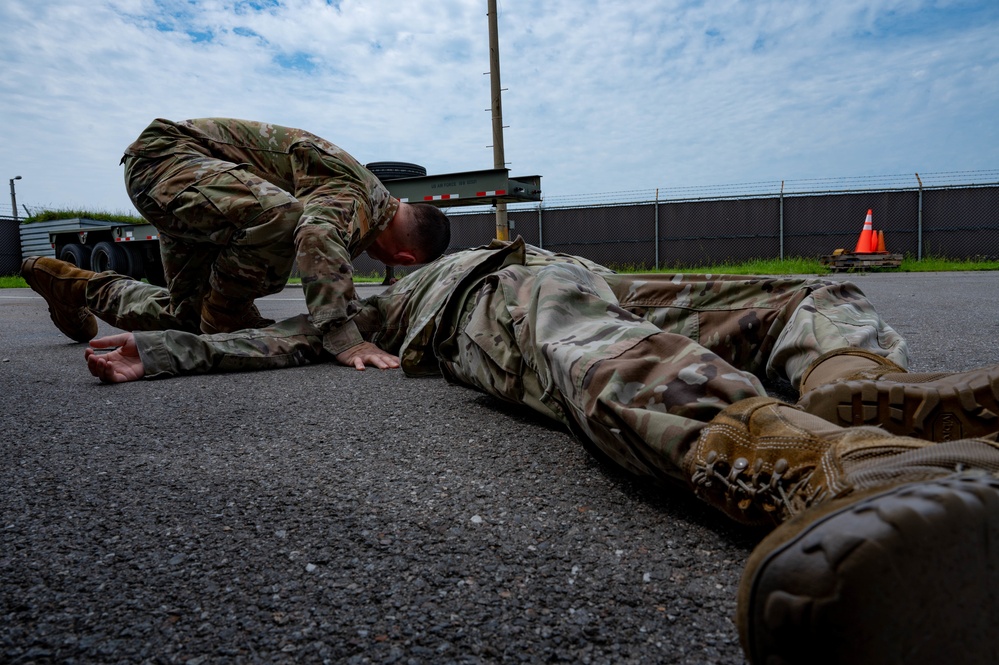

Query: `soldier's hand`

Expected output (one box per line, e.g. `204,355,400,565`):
85,333,146,383
335,341,401,371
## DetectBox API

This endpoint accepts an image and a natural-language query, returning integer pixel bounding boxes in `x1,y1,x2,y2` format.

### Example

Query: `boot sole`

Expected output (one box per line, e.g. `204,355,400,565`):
739,473,999,665
21,256,98,343
799,368,999,441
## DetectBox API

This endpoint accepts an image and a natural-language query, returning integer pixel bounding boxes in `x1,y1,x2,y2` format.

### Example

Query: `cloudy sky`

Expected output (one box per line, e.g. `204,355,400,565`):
1,0,997,216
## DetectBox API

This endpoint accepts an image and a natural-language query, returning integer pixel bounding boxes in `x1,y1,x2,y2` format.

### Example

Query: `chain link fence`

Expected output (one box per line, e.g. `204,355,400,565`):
0,216,21,275
5,172,998,276
424,172,999,272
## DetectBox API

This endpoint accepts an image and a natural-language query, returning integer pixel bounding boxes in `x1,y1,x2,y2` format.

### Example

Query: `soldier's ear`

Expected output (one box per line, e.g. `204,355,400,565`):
390,251,418,266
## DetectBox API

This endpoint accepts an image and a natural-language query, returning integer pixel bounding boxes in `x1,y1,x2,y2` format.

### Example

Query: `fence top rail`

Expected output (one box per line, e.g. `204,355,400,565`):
446,179,999,216
541,169,999,204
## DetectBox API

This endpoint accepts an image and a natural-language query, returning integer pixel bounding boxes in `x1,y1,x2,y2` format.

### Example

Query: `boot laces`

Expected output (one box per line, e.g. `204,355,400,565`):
691,451,826,521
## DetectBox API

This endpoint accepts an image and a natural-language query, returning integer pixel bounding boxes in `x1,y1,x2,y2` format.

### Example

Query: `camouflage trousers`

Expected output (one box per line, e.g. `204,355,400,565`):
123,153,302,331
86,272,190,333
438,264,908,484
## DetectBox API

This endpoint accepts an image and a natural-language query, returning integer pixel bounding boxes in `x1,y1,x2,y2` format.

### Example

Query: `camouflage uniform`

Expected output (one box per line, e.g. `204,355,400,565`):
125,237,907,484
120,117,398,354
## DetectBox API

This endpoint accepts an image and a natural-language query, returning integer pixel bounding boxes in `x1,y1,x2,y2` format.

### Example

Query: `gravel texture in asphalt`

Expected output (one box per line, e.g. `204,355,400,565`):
2,271,997,664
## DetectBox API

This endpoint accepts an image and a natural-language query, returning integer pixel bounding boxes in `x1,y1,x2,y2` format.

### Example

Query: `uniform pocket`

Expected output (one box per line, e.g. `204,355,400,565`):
192,167,297,224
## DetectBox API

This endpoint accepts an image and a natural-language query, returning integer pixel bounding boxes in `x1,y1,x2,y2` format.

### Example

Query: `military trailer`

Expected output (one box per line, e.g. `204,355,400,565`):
48,221,166,284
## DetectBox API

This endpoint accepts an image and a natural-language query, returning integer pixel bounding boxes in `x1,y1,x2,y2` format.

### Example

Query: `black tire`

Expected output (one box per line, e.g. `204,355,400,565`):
122,245,146,280
365,161,427,182
143,252,167,287
59,243,91,270
91,241,130,274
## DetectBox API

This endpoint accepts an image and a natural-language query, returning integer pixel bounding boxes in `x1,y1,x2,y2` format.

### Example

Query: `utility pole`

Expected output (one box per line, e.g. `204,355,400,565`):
486,0,508,241
9,175,21,223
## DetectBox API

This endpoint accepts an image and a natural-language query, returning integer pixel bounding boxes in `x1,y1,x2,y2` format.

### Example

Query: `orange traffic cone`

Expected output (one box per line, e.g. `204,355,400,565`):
876,230,887,253
853,209,874,254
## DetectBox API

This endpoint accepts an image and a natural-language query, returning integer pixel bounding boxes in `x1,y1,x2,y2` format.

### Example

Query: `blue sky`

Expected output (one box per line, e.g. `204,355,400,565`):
0,0,996,216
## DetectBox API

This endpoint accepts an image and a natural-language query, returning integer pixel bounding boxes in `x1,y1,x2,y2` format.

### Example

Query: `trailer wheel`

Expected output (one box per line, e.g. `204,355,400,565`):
365,162,427,182
91,241,130,275
143,253,167,287
59,243,91,270
122,245,146,281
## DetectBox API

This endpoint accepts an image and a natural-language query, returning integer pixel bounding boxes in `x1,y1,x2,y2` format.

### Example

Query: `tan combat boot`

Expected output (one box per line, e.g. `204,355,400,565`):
798,347,999,442
21,256,99,343
200,289,276,334
738,472,999,665
683,396,999,664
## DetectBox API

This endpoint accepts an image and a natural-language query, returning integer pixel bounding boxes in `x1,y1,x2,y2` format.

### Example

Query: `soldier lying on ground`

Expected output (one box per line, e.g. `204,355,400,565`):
21,238,999,664
117,118,451,369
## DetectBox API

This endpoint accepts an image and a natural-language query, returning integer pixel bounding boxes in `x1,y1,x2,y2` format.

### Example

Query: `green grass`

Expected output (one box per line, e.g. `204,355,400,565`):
609,256,827,275
284,275,385,285
607,255,999,275
22,209,143,225
899,256,999,272
1,276,26,288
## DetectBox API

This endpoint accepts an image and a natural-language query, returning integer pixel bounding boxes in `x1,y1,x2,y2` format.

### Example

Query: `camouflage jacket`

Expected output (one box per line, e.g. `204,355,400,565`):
134,238,611,378
124,117,399,354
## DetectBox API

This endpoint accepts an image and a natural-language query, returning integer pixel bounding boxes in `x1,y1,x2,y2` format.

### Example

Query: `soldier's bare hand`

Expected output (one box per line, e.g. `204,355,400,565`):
85,333,146,383
335,341,401,371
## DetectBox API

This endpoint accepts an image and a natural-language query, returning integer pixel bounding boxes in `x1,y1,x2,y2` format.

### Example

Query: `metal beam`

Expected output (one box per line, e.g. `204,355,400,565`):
385,169,541,208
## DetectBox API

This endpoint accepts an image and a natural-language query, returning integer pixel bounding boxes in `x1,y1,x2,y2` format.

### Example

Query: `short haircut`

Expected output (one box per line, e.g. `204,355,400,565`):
409,203,451,263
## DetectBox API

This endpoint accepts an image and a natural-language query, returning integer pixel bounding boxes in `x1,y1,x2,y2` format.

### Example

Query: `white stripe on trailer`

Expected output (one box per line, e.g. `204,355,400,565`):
423,194,460,201
475,189,507,197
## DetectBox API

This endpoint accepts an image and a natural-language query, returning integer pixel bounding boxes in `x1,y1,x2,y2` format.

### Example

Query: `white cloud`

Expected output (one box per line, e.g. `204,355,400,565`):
0,0,996,215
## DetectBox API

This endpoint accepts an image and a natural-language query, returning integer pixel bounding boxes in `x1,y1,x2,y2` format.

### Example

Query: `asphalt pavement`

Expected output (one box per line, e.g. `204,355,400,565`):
2,271,998,664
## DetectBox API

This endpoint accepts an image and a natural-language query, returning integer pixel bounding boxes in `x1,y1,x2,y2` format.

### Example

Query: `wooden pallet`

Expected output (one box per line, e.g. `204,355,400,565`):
820,252,903,272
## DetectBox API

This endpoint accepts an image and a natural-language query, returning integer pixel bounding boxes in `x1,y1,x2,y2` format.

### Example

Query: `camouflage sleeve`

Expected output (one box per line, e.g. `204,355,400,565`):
294,193,364,354
133,315,326,378
295,185,399,355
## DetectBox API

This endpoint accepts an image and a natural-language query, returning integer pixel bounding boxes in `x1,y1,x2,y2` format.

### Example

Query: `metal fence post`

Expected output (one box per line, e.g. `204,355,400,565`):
537,202,544,250
779,181,785,261
654,188,660,270
915,173,924,261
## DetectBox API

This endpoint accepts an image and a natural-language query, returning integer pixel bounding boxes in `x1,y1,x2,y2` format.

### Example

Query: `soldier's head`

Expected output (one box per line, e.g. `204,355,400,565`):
366,202,451,266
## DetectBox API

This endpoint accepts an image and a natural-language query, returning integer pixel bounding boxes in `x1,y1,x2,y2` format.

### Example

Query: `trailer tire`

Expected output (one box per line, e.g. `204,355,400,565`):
122,245,146,281
59,243,91,270
365,162,427,182
144,253,167,287
91,241,130,275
